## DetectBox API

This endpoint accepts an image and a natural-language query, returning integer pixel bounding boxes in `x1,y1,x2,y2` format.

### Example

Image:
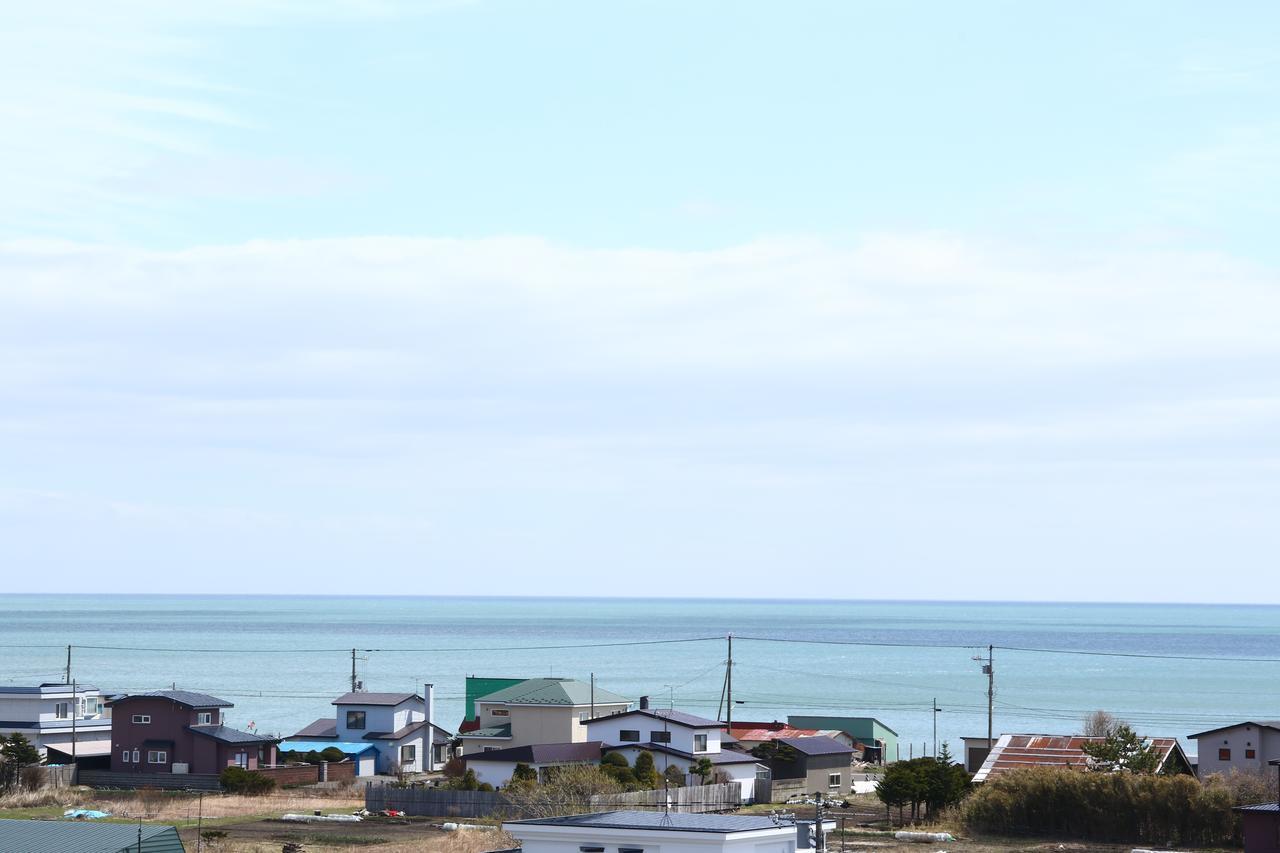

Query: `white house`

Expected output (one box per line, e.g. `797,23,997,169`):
0,683,112,762
504,810,834,853
1189,721,1280,776
459,677,630,756
464,740,605,788
289,684,453,774
587,705,763,801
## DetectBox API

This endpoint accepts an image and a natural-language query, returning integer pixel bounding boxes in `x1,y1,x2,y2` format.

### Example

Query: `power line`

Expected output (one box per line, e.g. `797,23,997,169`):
0,636,724,655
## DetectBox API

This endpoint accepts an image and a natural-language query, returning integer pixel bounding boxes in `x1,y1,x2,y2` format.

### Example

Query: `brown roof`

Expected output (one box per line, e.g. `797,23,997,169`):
972,734,1190,782
332,692,419,706
729,726,819,741
292,718,339,739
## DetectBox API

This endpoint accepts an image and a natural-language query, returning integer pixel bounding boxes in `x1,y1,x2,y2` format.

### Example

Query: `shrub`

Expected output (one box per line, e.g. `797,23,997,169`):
320,747,346,763
19,765,46,791
303,750,323,765
442,756,465,778
633,751,660,789
663,765,685,787
961,767,1236,847
219,766,276,795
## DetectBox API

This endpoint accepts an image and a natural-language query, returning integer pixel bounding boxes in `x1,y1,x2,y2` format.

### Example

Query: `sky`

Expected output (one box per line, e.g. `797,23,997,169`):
2,1,1279,600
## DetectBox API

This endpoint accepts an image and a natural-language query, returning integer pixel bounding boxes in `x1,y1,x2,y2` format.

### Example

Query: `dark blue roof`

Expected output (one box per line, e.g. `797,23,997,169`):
777,735,854,756
508,810,793,833
190,724,274,744
1238,803,1280,813
110,690,233,709
0,818,184,852
590,708,725,729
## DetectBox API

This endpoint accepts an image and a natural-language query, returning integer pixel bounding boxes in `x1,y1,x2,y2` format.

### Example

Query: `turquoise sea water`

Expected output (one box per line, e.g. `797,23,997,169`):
2,595,1276,758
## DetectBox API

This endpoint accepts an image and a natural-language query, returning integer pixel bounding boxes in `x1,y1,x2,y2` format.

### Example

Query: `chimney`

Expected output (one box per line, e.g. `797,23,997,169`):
424,683,434,727
639,695,649,710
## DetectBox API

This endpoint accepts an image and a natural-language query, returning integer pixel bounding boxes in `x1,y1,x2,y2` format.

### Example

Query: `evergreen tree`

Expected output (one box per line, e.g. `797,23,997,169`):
1081,725,1161,774
633,751,660,789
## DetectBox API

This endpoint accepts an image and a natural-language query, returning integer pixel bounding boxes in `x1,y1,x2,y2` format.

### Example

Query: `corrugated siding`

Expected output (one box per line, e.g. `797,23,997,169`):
0,819,185,852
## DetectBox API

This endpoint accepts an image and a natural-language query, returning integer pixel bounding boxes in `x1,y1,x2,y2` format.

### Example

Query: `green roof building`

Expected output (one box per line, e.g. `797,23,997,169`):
788,715,899,764
0,818,185,852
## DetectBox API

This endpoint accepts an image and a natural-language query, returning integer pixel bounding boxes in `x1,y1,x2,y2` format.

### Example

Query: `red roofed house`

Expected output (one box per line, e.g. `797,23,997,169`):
972,733,1194,782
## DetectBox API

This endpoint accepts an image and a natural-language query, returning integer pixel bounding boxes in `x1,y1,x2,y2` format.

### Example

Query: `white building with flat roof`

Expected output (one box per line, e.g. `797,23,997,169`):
505,811,834,853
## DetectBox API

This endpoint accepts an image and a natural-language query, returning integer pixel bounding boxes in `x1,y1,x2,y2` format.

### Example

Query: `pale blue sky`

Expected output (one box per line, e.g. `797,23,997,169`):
2,1,1279,600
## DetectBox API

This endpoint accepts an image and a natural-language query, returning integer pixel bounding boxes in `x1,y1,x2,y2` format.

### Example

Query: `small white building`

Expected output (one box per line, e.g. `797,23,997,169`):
290,684,453,774
505,810,833,853
1189,721,1280,776
0,683,112,762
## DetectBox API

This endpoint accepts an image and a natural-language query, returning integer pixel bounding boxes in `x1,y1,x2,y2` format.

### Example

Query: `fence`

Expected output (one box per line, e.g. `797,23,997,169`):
79,770,223,791
365,782,745,819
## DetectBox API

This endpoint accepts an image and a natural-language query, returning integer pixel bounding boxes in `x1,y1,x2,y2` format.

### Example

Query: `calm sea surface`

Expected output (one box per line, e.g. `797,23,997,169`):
2,596,1276,758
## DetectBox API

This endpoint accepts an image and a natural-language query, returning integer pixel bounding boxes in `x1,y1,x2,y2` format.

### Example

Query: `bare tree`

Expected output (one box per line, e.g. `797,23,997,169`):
1082,710,1124,737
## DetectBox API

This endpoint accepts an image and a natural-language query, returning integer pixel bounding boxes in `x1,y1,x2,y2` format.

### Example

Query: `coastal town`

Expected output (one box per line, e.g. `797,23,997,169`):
2,669,1279,852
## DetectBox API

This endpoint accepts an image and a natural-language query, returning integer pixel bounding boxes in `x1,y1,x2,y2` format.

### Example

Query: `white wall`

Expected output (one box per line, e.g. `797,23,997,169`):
469,759,517,788
588,714,721,754
506,821,799,853
1194,724,1280,776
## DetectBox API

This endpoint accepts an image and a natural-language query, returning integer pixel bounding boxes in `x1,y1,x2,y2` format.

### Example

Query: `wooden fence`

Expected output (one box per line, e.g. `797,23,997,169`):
365,782,744,819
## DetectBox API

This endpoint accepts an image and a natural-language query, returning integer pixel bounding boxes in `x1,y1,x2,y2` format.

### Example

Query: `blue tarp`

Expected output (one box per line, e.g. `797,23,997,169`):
278,739,377,755
63,808,111,819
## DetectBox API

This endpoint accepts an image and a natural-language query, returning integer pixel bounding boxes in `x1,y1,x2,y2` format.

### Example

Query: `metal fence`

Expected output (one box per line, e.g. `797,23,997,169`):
366,782,745,819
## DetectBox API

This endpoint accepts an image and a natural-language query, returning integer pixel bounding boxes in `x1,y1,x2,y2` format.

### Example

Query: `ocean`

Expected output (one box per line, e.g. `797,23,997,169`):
2,595,1276,758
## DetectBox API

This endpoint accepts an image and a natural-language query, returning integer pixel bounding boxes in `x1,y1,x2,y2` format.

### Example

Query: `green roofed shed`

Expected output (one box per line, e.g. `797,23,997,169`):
0,818,186,853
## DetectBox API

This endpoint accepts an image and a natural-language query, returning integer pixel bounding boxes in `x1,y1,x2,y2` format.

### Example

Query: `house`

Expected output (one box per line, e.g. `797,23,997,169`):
754,735,856,800
465,740,605,788
107,690,277,775
1189,721,1280,777
0,817,185,852
972,733,1194,782
0,682,113,763
459,676,525,733
961,736,995,774
289,684,453,774
787,715,899,764
588,702,764,799
458,677,630,756
504,810,834,853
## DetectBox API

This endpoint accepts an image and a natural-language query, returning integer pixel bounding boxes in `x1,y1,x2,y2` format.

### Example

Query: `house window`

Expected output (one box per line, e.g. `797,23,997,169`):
828,772,842,788
197,712,213,725
85,697,101,716
579,711,590,723
132,749,140,763
401,745,416,764
1247,749,1257,759
122,749,131,763
132,714,151,724
147,750,167,764
1219,748,1231,761
234,752,248,768
650,731,671,743
54,702,69,719
620,730,641,742
491,709,509,716
346,711,366,730
619,847,645,853
693,734,708,752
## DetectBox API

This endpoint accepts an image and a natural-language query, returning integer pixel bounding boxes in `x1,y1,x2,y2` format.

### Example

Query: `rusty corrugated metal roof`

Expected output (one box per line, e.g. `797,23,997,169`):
972,733,1188,782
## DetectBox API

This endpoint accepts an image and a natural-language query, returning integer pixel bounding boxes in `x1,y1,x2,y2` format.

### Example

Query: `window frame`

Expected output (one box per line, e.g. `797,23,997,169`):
346,710,367,730
401,744,417,764
620,729,641,742
693,733,709,752
490,708,509,716
828,772,842,788
132,749,140,763
54,702,69,719
147,749,167,764
1219,748,1232,761
650,730,672,743
1246,748,1257,759
197,711,213,725
122,748,132,763
132,714,151,724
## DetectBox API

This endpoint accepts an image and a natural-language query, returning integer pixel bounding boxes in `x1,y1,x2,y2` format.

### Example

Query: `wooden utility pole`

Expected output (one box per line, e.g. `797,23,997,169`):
931,697,940,757
65,645,71,684
71,678,77,765
986,645,994,750
351,648,358,693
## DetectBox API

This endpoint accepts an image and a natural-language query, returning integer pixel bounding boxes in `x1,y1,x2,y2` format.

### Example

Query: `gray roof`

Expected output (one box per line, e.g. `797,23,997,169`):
466,741,604,764
0,818,185,852
190,724,275,744
777,735,855,756
365,720,453,744
479,678,629,707
292,718,339,739
603,742,759,765
332,692,419,706
508,810,794,833
464,723,513,739
1188,720,1280,739
109,690,233,709
1237,802,1280,813
591,708,725,729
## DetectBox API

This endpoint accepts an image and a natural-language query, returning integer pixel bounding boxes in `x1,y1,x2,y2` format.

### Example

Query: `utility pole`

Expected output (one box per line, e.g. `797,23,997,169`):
973,646,994,750
136,816,143,852
590,673,595,721
931,697,940,758
196,790,204,853
351,648,358,693
71,678,77,767
65,645,71,684
725,633,733,728
814,793,826,853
